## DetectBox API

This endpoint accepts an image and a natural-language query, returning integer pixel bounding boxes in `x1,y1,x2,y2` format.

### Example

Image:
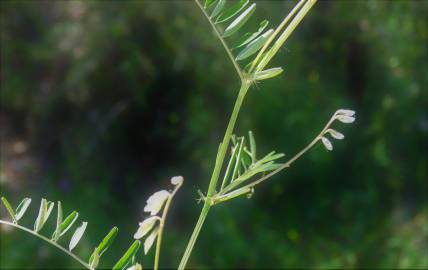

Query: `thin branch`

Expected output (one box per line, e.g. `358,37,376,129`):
219,114,336,196
154,181,182,270
0,220,93,270
194,0,244,81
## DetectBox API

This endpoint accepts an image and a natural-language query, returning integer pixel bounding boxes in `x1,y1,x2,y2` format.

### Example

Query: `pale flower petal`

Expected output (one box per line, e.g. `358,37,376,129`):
327,129,345,140
144,190,170,215
336,109,355,117
336,115,355,123
171,176,184,186
321,137,333,151
144,227,159,254
133,216,158,239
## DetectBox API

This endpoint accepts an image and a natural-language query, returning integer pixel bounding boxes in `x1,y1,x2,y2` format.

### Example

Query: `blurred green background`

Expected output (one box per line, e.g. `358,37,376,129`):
1,0,427,269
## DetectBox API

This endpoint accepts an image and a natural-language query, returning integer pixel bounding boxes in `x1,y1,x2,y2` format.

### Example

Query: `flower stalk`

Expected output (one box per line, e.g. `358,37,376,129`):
154,178,183,270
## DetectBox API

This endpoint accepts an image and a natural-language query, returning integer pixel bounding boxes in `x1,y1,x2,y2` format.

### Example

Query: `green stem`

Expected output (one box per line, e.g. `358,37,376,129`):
178,81,250,270
177,202,210,270
249,0,307,73
0,220,93,270
254,0,318,72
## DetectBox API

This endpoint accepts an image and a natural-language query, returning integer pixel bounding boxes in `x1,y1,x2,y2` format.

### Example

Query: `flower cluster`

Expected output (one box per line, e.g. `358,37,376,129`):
320,109,356,151
133,176,183,254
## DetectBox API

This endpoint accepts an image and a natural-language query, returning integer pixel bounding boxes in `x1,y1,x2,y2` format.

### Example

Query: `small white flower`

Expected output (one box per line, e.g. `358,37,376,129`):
134,216,159,239
144,226,159,254
144,190,170,215
336,115,355,123
321,137,333,151
171,175,184,186
336,109,355,117
326,129,345,140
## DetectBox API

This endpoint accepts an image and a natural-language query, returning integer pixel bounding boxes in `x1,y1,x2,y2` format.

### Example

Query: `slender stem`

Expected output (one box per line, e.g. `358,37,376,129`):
177,202,210,270
219,114,337,195
154,182,182,270
194,0,244,81
181,0,319,268
178,82,250,270
249,0,307,73
220,145,237,191
254,0,318,72
0,220,93,270
206,82,250,198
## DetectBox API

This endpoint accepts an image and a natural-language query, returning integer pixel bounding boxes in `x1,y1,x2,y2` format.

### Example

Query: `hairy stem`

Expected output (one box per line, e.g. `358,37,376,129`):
178,81,250,270
0,220,92,270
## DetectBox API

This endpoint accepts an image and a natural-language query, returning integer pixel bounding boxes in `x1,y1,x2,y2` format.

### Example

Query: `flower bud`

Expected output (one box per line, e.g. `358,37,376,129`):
321,137,333,151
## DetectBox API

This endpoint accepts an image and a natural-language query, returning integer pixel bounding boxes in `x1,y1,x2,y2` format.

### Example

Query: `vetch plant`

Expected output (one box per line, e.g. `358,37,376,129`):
0,0,356,269
0,176,182,270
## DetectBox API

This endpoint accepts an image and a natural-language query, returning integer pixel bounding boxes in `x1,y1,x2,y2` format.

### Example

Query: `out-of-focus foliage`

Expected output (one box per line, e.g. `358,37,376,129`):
0,0,427,268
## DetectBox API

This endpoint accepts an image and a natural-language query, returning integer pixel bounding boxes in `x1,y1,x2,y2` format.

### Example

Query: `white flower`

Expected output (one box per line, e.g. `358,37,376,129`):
334,109,356,123
321,137,333,151
134,216,159,239
336,109,355,117
336,115,355,123
144,226,159,254
326,129,345,140
171,176,184,186
144,190,170,215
